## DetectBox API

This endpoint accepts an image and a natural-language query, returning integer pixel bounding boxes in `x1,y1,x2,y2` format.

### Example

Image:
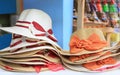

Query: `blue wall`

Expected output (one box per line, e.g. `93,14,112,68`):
0,0,16,14
0,34,12,50
63,0,73,50
23,0,73,50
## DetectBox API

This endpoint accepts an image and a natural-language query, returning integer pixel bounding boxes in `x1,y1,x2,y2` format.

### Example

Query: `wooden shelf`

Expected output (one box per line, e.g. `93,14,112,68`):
84,22,108,25
84,22,108,28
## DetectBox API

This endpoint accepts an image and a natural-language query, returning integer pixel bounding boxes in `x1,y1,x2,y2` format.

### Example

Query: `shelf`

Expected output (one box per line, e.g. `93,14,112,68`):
84,22,108,28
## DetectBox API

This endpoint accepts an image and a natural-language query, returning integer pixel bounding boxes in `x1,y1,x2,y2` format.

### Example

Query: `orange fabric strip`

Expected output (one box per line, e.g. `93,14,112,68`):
69,33,108,54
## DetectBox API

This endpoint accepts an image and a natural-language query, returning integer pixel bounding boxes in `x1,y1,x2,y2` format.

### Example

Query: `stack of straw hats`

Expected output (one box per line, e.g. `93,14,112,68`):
0,9,64,73
0,9,120,73
61,28,120,72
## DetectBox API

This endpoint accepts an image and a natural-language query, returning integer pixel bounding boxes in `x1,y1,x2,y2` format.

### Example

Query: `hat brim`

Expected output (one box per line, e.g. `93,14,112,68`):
0,55,61,65
59,47,114,56
0,58,46,65
0,45,59,56
0,26,60,48
61,48,120,72
0,40,61,54
62,57,120,72
0,40,48,52
0,61,48,72
60,51,111,65
62,61,93,72
1,49,61,63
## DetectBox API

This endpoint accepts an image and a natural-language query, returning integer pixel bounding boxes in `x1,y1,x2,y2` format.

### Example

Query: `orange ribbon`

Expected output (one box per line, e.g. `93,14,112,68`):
70,33,108,54
83,57,117,71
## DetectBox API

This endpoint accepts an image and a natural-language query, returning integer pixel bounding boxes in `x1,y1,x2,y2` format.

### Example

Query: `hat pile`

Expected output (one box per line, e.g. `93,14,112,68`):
60,28,120,72
0,9,120,73
0,9,64,73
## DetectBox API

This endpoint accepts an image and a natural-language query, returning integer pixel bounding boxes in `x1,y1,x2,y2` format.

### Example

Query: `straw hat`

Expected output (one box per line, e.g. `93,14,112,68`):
0,9,65,73
0,9,60,49
61,28,120,72
62,53,120,72
0,59,64,72
0,49,61,65
0,46,64,72
0,60,48,72
57,28,113,56
62,44,120,72
69,28,108,54
0,35,59,54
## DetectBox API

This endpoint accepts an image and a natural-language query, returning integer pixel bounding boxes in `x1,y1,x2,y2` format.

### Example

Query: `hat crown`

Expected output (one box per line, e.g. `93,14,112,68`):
15,9,57,42
17,9,52,31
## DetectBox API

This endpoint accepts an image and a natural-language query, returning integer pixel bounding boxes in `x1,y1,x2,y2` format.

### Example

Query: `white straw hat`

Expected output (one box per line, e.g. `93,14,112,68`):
0,34,58,52
0,9,59,48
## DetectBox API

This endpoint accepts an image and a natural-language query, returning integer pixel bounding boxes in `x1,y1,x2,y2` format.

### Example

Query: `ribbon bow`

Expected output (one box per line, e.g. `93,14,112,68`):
32,21,57,42
70,33,108,54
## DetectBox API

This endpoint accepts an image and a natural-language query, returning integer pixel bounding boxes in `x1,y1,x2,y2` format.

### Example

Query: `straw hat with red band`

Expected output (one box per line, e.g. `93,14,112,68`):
0,9,60,48
0,34,53,52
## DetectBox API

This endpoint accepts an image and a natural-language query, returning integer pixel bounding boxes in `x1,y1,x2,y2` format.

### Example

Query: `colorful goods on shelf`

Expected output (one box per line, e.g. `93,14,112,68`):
111,28,120,46
85,0,120,28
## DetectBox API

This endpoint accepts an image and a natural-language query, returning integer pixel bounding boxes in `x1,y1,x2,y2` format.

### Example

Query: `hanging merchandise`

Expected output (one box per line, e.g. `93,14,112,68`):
95,0,109,23
85,0,91,13
116,0,120,27
88,0,101,22
85,0,110,24
91,0,97,12
109,13,120,27
84,0,120,28
84,0,92,23
96,0,102,12
116,0,120,13
109,0,117,13
91,10,101,22
86,1,94,21
100,12,108,22
99,0,110,23
117,1,120,17
102,0,109,13
109,0,120,27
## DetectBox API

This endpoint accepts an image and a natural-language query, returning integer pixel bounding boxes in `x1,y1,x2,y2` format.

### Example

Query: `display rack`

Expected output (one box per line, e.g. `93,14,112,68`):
76,0,109,28
16,0,23,14
76,0,85,29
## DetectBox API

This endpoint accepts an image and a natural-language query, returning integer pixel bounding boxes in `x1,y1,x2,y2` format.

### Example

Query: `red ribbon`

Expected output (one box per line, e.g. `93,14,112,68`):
25,39,38,43
10,40,22,47
16,21,31,28
17,21,31,24
4,66,14,71
32,21,57,42
15,21,57,42
13,34,22,39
